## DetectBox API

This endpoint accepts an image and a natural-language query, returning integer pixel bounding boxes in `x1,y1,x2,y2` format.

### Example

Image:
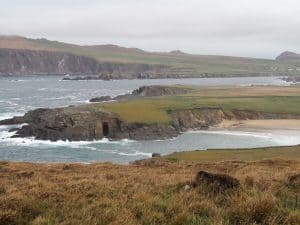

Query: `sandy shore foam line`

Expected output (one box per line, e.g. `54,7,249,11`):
216,119,300,130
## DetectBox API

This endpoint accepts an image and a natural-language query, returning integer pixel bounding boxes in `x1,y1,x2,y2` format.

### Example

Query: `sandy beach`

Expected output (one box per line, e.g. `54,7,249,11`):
217,119,300,130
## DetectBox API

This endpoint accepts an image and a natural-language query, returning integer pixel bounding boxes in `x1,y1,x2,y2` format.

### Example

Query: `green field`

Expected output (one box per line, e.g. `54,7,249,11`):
99,86,300,123
166,145,300,163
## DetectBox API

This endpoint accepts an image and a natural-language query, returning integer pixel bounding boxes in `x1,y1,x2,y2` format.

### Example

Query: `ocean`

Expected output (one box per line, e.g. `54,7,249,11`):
0,75,299,163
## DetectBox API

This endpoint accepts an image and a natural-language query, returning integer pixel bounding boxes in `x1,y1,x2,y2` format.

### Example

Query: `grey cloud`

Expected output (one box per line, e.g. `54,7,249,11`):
0,0,300,58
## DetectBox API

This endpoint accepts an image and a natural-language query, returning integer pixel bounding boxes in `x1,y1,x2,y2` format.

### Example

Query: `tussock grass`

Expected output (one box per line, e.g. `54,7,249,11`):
1,153,300,225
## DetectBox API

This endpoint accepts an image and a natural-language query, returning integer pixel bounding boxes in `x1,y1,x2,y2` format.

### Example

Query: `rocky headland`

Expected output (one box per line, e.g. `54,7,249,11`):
1,85,300,141
89,85,191,102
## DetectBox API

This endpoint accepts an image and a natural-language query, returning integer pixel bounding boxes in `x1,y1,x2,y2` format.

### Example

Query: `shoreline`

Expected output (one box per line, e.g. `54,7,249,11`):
215,119,300,131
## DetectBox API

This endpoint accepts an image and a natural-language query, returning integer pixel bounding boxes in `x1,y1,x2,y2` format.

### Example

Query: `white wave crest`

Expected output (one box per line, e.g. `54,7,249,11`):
188,130,273,139
117,151,152,157
0,112,24,121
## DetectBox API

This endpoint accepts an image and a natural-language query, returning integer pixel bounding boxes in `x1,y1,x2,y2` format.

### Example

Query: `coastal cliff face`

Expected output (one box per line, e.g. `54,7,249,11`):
1,107,122,141
2,106,300,141
0,49,100,75
0,48,168,77
171,108,226,130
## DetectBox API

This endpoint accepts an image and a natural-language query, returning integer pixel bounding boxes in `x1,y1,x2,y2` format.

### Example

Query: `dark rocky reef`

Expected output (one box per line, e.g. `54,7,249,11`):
282,76,300,83
0,107,122,141
0,106,178,141
131,85,190,97
90,96,113,103
0,48,169,78
89,85,190,102
62,75,103,81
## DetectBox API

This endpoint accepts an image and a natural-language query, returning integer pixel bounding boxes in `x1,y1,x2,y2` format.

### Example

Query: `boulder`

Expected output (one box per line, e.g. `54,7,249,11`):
132,85,189,97
89,96,112,102
152,153,161,158
288,174,300,187
194,171,240,192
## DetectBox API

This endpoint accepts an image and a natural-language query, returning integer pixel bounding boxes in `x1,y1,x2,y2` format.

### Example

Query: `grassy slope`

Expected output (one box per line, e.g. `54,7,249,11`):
166,145,300,163
1,36,300,76
1,146,300,225
98,86,300,123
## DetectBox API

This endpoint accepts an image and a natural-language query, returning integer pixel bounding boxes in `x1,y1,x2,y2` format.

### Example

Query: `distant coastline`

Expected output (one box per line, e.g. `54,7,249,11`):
1,36,300,79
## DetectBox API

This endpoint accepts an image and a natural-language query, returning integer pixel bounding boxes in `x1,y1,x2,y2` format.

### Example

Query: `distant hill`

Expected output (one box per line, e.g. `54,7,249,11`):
276,51,300,67
1,35,300,78
276,51,300,61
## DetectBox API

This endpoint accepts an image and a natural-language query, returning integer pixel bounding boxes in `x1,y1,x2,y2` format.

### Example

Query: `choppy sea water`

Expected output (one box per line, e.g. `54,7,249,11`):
0,75,299,164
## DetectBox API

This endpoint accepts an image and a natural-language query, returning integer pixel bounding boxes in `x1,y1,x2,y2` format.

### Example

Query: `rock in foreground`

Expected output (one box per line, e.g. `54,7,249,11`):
194,171,240,192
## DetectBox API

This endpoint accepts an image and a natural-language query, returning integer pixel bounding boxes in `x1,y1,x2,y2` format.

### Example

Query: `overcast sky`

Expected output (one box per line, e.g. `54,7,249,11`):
1,0,299,58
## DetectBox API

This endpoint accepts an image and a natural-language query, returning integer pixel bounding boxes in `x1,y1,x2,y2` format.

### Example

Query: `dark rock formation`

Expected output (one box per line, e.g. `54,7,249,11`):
62,75,103,81
171,108,226,131
131,85,190,97
0,48,169,77
152,153,161,158
1,107,122,141
89,85,190,102
89,96,113,102
0,105,178,141
282,76,300,83
288,174,300,188
194,171,240,192
2,105,300,141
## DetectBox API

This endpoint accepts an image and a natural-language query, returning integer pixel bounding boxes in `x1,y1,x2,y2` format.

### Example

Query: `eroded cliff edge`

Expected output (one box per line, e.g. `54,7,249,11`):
0,48,169,78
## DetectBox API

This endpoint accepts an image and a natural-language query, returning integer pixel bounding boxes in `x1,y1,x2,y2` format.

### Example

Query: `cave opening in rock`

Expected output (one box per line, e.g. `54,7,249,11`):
102,122,109,137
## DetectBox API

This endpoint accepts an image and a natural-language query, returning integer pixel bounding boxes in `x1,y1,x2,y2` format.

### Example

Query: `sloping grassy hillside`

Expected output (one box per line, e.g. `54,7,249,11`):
1,146,300,225
1,35,300,76
99,86,300,123
166,145,300,162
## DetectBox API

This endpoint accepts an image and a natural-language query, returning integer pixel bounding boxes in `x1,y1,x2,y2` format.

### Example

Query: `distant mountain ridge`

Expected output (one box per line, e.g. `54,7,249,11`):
1,35,300,78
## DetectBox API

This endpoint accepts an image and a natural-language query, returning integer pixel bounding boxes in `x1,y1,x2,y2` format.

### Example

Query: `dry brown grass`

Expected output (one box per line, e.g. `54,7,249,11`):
0,158,299,225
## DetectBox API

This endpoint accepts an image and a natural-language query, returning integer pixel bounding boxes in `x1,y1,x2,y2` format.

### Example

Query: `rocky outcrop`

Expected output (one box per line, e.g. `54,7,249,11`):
282,76,300,83
1,107,122,141
90,96,113,102
0,48,169,77
89,85,191,102
131,85,190,97
171,108,226,131
2,105,300,141
0,106,177,141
